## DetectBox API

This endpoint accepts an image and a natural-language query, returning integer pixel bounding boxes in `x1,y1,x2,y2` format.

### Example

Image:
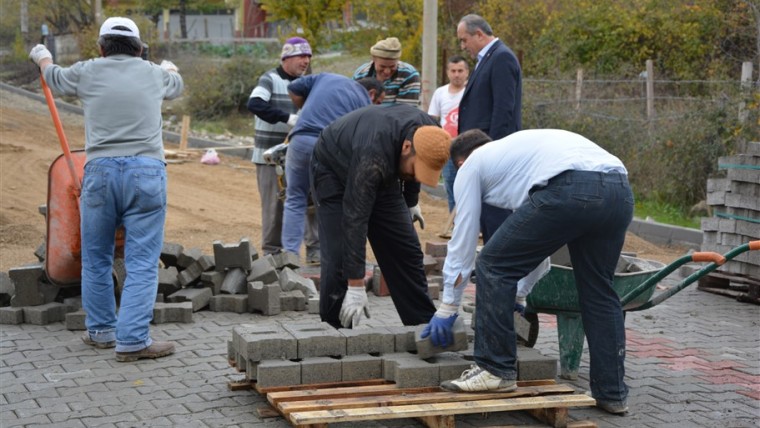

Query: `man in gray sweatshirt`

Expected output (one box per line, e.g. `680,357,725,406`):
30,16,183,362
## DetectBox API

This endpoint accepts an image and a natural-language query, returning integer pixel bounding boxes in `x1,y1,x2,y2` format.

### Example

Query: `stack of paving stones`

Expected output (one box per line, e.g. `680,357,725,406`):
370,241,444,299
228,317,557,388
701,141,760,278
0,236,322,326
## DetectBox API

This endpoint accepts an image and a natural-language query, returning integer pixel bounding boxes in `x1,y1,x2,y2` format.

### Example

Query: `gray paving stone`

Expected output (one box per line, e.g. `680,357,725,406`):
24,302,68,325
256,359,301,388
341,354,383,381
0,306,24,324
9,264,45,307
166,287,211,312
284,322,346,358
300,356,342,384
414,316,468,358
339,326,395,355
213,238,254,272
219,267,247,295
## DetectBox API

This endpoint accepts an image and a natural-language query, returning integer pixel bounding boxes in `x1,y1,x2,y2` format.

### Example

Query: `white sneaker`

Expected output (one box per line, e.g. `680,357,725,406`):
440,365,517,392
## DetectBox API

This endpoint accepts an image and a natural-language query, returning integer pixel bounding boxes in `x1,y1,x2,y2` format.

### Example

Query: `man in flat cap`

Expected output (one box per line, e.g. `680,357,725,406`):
353,37,420,106
311,104,450,329
247,37,319,261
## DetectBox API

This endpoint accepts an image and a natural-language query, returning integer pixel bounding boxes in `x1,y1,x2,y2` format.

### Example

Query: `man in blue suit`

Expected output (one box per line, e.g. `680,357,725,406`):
456,14,522,141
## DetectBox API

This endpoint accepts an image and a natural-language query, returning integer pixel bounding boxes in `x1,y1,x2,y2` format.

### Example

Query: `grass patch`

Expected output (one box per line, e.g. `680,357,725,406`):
634,197,701,229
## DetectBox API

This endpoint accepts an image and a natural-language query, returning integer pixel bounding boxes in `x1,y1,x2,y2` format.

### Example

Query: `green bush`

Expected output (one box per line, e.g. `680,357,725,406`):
184,55,274,120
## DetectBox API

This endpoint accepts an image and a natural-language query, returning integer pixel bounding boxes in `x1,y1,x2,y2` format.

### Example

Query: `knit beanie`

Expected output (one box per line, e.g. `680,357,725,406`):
281,37,312,60
412,126,451,187
370,37,402,59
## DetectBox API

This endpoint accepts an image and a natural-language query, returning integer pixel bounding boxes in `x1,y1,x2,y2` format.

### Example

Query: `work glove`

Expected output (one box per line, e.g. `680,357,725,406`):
29,44,52,65
287,114,299,128
160,60,179,73
420,303,459,347
410,204,425,229
339,286,371,328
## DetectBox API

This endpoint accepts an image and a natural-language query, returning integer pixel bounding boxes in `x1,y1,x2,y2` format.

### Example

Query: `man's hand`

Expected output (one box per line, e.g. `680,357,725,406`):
29,44,52,65
339,286,370,328
287,114,299,127
410,204,425,229
160,60,179,73
420,303,459,347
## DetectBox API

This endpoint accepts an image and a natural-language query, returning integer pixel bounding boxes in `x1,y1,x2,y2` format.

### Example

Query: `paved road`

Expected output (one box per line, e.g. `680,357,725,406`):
1,271,758,427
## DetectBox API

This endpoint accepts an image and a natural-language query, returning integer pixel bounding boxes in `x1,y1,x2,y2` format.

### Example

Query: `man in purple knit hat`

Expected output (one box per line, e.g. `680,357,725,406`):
247,37,319,260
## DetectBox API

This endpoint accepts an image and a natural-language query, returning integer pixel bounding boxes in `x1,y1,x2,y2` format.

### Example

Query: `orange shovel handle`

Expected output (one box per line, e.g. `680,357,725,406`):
40,73,81,193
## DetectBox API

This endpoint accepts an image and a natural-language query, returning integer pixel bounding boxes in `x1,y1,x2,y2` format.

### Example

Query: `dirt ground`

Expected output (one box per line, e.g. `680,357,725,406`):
0,87,688,274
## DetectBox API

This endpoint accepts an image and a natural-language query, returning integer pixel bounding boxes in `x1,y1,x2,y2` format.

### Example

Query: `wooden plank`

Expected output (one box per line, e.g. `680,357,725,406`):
528,406,567,427
256,405,280,418
417,414,456,428
227,379,253,391
288,394,596,425
277,384,576,415
257,378,389,394
268,384,438,407
179,115,190,151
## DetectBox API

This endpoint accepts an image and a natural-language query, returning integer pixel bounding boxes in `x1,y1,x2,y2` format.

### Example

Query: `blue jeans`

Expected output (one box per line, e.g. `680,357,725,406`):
80,156,166,352
473,170,633,405
442,159,457,212
282,135,319,255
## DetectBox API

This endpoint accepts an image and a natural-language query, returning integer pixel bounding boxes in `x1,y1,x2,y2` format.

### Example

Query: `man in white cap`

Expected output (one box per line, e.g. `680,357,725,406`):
310,104,450,329
352,37,420,106
247,37,318,260
29,17,183,362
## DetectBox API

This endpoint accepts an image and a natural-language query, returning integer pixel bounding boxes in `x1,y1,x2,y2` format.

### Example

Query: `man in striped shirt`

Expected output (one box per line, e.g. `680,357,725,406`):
352,37,420,106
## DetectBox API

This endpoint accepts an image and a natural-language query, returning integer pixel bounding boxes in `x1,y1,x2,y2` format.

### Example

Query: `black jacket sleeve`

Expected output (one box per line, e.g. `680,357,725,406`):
246,97,289,124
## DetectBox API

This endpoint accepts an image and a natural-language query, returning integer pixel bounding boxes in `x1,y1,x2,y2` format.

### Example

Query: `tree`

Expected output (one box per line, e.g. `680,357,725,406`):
259,0,345,51
138,0,227,38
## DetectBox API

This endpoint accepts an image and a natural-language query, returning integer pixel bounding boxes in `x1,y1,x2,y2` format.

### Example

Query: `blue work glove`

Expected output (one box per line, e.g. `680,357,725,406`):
420,303,459,347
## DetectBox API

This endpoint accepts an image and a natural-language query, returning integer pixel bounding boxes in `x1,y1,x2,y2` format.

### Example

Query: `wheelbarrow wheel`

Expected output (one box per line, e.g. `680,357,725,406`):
520,312,540,348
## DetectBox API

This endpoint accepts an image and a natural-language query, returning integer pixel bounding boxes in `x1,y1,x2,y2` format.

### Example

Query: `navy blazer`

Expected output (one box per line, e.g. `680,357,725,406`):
457,39,522,139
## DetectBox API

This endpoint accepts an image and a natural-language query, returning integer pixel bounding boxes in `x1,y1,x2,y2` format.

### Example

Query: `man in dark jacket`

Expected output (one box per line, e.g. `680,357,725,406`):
311,104,451,329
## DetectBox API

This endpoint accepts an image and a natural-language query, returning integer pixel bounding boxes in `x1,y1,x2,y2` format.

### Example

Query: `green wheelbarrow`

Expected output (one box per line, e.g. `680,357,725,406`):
524,240,760,380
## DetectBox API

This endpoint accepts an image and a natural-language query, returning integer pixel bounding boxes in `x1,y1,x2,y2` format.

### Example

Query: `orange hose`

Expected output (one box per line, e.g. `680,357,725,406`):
749,241,760,251
690,252,726,265
40,73,81,192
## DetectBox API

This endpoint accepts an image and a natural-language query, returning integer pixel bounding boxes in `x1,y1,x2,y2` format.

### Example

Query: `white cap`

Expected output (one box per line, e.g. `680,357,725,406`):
99,17,140,40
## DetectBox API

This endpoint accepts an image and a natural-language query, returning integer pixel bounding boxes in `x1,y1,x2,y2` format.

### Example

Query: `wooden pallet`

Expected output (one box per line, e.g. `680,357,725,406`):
250,379,596,428
698,271,760,304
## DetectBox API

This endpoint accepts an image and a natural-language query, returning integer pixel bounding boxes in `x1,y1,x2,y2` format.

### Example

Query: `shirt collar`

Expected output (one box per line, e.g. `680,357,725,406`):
476,38,499,66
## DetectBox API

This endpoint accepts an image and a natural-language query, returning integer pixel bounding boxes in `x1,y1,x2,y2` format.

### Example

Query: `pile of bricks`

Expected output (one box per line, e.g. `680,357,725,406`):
701,141,760,278
228,318,557,388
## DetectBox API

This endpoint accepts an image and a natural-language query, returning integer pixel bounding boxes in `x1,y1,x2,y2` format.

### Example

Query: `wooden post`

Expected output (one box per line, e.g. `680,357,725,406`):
646,59,655,120
575,68,583,111
739,61,753,123
179,115,190,151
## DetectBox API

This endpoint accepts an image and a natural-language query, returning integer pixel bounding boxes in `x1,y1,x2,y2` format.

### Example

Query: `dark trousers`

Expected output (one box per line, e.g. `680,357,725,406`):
311,159,436,329
480,203,513,244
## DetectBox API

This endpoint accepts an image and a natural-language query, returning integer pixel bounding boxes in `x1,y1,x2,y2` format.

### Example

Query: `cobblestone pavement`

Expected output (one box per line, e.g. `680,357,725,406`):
1,271,758,428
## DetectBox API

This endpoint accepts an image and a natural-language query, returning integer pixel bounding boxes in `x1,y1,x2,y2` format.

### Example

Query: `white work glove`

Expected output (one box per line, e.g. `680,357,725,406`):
339,286,371,328
287,114,299,128
29,44,52,65
410,204,425,229
160,60,179,73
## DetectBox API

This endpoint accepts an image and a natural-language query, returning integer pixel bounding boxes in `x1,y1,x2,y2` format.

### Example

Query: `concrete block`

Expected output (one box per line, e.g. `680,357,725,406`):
427,282,440,300
372,267,390,297
301,357,342,384
0,272,13,307
24,302,67,325
256,359,301,388
517,346,557,380
425,241,448,258
62,296,82,311
279,290,306,312
227,339,235,362
213,238,254,272
248,255,279,284
160,241,184,267
415,317,468,359
209,295,248,313
245,359,259,381
248,281,281,315
166,287,212,312
279,267,316,297
426,275,443,287
220,267,247,294
177,247,203,270
381,352,417,381
339,327,395,355
0,307,24,324
341,354,383,381
284,322,346,358
428,352,472,382
514,311,532,343
65,309,87,330
394,358,439,388
178,255,215,288
152,302,193,324
233,323,297,361
38,204,47,217
423,254,438,275
157,266,181,296
272,251,301,270
307,296,320,314
156,293,164,303
34,241,46,262
200,270,225,295
9,264,44,307
386,326,417,352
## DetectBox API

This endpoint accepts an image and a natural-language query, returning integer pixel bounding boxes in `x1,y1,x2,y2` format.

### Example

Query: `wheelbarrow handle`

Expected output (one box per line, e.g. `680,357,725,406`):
40,73,81,193
627,241,760,311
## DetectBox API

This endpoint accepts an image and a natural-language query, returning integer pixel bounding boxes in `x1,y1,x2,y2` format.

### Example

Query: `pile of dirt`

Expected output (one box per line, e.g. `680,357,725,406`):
0,86,689,274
